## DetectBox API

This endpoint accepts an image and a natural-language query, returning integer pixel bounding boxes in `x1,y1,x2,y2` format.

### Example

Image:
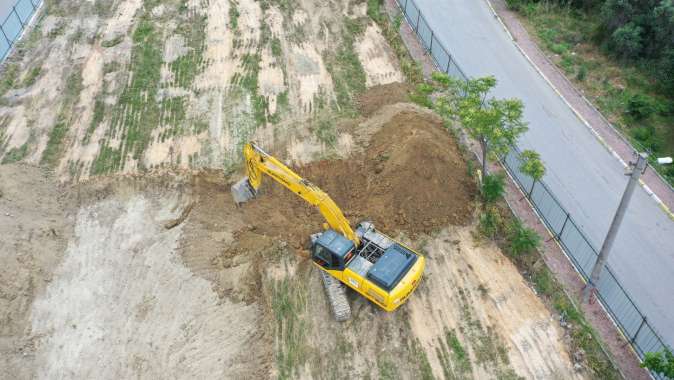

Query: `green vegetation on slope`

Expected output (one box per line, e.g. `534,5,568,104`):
506,1,674,184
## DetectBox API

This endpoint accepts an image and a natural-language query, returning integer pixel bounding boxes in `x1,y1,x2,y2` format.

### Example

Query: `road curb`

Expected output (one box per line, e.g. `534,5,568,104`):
482,0,674,222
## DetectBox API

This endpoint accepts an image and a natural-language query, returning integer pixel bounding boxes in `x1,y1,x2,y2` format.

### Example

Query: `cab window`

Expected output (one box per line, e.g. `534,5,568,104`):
313,244,333,267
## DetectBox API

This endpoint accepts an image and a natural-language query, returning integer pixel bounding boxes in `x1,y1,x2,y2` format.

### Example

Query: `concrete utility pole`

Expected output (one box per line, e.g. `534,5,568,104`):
583,153,649,303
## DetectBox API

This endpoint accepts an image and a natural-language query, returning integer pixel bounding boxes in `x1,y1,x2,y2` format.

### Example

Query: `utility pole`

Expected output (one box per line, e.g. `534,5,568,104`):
583,153,649,303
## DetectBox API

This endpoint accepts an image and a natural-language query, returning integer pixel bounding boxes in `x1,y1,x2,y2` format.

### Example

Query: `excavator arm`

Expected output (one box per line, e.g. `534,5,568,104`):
233,142,359,245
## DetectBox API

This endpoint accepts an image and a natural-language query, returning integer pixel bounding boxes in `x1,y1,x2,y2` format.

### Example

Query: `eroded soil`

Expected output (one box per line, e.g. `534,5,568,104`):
1,103,588,379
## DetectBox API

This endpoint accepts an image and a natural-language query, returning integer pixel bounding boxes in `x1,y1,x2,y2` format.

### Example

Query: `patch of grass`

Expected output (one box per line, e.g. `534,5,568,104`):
103,61,121,74
41,69,84,167
410,339,434,380
377,355,400,380
367,0,383,23
83,98,105,144
93,0,115,17
446,329,471,374
90,143,122,175
40,121,68,166
0,63,20,96
2,141,29,164
105,16,162,167
272,278,309,380
313,118,337,147
171,12,206,89
271,37,282,59
22,66,42,87
160,96,187,138
101,35,123,48
233,53,268,127
324,17,368,113
229,2,239,29
435,328,471,380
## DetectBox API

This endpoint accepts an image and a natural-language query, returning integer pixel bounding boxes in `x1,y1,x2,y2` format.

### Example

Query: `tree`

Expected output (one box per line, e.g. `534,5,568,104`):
507,219,541,256
432,74,528,175
641,348,674,378
519,149,546,181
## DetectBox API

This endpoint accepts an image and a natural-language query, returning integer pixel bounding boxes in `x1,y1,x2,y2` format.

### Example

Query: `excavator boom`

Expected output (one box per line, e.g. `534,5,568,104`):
232,142,359,245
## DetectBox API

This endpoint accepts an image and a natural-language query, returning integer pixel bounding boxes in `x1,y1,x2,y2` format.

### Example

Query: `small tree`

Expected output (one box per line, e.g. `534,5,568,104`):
507,219,541,256
641,348,674,378
432,74,528,175
519,149,546,181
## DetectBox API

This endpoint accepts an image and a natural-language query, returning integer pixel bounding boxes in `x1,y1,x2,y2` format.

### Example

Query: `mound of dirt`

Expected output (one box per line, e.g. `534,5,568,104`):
237,108,476,247
357,82,412,116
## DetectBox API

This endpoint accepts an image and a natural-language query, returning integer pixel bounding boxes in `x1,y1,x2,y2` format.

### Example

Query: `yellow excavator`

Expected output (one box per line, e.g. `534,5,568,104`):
231,142,425,321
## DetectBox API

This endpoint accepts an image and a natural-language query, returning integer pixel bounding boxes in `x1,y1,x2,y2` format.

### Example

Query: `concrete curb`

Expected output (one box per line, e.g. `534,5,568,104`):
482,0,674,222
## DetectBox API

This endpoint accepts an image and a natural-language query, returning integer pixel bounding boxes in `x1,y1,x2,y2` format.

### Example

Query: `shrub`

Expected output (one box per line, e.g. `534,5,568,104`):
626,93,656,120
576,64,587,81
631,126,653,142
610,23,643,60
641,349,674,378
506,219,541,256
481,173,505,203
479,207,503,239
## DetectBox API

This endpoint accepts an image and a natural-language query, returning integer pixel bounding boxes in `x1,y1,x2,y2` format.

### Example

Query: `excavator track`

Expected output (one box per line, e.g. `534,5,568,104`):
319,270,351,322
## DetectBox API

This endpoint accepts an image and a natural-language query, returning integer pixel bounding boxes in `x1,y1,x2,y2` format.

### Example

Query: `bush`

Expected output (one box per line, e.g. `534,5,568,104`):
506,219,541,256
610,23,643,60
631,125,653,142
641,349,674,378
481,173,505,203
409,83,434,108
626,93,656,120
575,64,587,81
479,207,503,239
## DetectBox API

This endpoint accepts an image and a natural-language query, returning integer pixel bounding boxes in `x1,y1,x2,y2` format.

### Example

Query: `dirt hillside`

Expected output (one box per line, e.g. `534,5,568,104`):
0,104,588,379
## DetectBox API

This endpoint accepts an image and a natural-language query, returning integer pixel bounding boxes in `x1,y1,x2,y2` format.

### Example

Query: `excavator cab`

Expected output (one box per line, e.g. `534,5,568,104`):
311,230,356,271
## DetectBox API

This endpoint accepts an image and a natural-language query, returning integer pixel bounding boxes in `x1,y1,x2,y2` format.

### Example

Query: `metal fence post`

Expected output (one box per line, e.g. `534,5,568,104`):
415,13,420,32
13,6,24,27
446,55,451,74
558,212,570,239
631,317,647,345
404,0,408,14
0,24,13,47
528,179,536,198
429,31,433,51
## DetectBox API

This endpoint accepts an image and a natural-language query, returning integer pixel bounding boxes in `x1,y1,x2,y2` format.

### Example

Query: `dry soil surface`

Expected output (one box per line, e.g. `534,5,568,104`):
1,103,588,379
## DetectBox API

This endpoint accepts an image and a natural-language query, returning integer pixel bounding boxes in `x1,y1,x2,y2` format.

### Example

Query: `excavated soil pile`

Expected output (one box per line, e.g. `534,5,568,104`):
237,110,476,248
357,82,412,116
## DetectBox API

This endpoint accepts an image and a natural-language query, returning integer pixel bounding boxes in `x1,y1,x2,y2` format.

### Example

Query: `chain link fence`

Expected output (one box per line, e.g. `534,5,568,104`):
393,0,671,377
0,0,42,62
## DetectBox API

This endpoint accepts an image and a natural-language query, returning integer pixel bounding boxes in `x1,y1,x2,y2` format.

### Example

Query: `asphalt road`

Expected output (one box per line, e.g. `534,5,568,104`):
413,0,674,346
0,0,20,22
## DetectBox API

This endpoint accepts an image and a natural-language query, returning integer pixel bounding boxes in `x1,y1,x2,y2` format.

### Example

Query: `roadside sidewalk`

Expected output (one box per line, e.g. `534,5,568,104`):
486,0,674,220
382,0,651,378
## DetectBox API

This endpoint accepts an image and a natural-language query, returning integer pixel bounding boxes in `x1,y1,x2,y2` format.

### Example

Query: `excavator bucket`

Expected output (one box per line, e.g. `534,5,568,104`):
231,177,257,204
